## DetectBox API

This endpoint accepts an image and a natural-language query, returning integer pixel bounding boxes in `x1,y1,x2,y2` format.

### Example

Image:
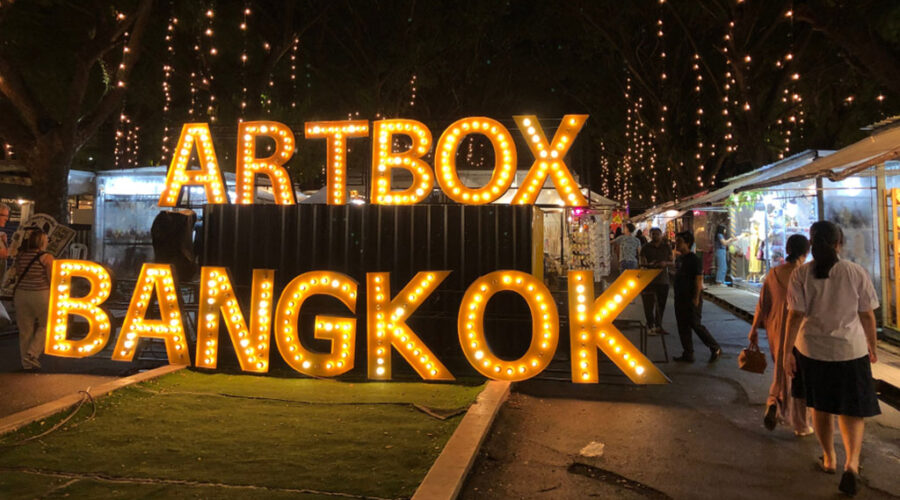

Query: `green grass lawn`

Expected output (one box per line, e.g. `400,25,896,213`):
0,370,484,499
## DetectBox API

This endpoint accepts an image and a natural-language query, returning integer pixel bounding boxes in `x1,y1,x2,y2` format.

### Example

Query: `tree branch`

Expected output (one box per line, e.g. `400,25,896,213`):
75,0,153,149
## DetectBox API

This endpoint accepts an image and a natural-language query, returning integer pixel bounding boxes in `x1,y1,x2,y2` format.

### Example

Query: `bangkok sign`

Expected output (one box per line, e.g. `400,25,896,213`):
45,115,669,385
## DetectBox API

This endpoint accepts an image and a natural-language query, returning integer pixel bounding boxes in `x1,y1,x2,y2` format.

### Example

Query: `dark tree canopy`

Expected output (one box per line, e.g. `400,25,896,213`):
1,0,898,219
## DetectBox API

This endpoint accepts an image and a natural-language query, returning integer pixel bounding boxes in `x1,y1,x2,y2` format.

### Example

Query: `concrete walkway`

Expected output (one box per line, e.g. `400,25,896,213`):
462,295,900,499
0,334,164,419
704,284,900,396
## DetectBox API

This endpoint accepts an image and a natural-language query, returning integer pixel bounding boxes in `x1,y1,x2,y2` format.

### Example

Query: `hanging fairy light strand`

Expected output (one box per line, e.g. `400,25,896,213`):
239,3,250,117
690,52,706,189
721,14,736,159
600,140,610,198
160,11,176,163
409,73,418,108
204,6,217,122
290,36,299,109
113,17,131,168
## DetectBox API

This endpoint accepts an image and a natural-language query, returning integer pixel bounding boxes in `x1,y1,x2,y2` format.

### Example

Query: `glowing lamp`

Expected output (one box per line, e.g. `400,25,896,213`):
235,121,296,204
305,120,369,205
159,123,228,206
511,115,588,206
371,120,434,205
458,270,558,381
45,260,112,357
112,264,190,365
274,271,357,376
435,117,516,204
567,270,669,384
366,271,454,380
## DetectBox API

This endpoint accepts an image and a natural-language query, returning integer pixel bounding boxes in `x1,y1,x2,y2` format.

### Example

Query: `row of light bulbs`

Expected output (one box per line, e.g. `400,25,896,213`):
46,261,668,383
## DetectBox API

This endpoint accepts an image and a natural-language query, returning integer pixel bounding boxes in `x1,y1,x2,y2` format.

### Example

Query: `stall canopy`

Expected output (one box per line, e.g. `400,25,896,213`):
738,121,900,192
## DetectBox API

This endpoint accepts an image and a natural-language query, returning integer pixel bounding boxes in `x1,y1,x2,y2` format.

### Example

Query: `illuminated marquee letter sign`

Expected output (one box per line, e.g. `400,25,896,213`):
435,117,517,204
371,119,434,205
366,271,453,380
567,270,669,384
159,123,228,206
196,267,275,372
458,270,558,381
304,121,369,205
112,264,191,365
157,114,593,207
512,114,589,206
236,121,296,205
274,271,358,376
45,260,113,356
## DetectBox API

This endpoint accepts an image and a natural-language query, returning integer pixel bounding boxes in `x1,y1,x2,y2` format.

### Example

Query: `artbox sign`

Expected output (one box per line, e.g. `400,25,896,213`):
158,115,590,207
44,115,669,385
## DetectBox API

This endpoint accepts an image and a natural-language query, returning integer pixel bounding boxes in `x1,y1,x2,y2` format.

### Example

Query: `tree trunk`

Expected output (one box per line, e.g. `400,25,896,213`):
24,134,72,223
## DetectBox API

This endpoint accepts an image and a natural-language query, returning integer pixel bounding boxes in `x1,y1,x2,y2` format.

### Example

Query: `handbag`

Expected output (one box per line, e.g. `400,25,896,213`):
738,342,767,374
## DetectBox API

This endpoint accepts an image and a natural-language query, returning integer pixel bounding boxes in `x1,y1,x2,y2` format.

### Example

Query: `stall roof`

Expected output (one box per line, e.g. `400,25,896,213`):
672,150,832,209
632,150,833,221
736,125,900,192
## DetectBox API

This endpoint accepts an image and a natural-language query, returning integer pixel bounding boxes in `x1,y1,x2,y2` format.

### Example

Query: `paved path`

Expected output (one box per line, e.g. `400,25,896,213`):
0,334,162,419
704,284,900,395
462,295,900,499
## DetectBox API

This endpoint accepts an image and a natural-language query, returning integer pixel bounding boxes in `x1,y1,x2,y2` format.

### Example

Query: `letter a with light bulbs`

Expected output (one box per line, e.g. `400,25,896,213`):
46,114,669,385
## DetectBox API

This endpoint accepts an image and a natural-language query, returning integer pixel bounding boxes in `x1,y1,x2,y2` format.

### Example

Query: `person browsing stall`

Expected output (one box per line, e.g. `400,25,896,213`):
613,222,641,271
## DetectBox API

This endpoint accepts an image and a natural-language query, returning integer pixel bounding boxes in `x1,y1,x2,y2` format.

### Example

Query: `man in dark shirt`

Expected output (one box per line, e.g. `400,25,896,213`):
673,231,722,363
640,228,672,335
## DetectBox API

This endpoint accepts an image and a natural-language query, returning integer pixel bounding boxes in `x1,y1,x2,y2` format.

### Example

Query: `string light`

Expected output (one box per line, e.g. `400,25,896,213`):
290,37,299,109
160,11,176,163
204,5,217,122
409,74,418,108
240,3,250,116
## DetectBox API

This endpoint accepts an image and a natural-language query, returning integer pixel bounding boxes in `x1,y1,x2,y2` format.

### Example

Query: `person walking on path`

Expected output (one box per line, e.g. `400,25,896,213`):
640,227,673,335
784,221,880,496
673,231,722,363
613,223,641,271
748,234,813,435
14,228,54,371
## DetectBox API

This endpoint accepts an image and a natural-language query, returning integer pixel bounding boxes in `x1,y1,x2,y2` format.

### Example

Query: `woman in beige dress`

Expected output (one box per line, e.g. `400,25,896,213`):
748,234,812,435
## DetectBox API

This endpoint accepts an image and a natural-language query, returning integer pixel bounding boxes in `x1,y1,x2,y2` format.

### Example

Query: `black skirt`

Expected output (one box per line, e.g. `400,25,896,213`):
791,349,881,418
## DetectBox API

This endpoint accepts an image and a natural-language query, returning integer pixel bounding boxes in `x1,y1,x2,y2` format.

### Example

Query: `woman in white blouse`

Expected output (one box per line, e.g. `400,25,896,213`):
784,221,880,497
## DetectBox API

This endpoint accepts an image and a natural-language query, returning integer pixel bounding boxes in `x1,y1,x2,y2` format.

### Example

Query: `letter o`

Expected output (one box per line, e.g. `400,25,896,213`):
458,270,558,381
435,117,517,204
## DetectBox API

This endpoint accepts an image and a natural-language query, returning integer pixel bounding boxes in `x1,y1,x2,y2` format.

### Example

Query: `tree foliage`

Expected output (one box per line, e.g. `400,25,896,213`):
0,0,898,219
